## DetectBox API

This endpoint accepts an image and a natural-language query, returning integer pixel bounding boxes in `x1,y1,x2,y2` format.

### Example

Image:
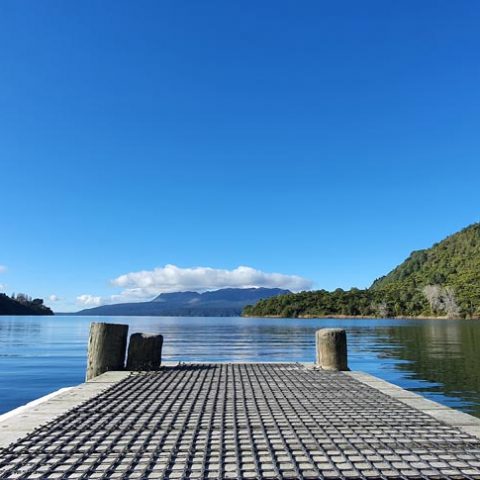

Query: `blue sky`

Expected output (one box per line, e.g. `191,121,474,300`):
1,1,479,312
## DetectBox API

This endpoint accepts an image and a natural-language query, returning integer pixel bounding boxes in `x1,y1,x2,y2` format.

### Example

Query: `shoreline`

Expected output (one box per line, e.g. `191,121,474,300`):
243,314,480,320
3,314,479,320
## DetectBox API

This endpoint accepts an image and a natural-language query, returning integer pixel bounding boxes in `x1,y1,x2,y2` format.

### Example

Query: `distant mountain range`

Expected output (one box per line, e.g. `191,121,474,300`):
73,287,290,316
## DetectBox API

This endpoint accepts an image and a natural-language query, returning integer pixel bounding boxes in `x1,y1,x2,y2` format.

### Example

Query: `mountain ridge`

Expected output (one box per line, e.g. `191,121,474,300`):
73,287,290,316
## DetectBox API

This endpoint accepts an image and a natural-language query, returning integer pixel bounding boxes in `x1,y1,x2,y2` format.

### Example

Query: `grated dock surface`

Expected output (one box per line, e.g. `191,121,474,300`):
1,363,480,479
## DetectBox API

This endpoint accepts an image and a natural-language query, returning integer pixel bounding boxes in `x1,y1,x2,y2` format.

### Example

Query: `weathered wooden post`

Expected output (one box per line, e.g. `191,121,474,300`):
86,322,129,380
316,328,348,371
126,333,163,371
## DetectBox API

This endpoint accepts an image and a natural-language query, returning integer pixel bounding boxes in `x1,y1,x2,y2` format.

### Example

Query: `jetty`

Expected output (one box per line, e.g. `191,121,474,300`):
1,326,480,479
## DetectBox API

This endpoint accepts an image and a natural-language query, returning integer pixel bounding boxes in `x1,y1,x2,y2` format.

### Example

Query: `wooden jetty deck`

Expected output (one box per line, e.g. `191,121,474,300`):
1,362,480,479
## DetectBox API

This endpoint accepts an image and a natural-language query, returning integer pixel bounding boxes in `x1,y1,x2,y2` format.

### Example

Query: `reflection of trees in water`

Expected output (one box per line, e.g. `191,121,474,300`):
373,320,480,416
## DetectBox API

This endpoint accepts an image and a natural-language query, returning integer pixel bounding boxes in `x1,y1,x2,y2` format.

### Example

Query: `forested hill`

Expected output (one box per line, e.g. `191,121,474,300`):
0,293,54,315
243,223,480,319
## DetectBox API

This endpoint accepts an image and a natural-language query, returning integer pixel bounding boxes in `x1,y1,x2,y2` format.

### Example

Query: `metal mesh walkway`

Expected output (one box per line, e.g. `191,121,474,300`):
1,363,480,479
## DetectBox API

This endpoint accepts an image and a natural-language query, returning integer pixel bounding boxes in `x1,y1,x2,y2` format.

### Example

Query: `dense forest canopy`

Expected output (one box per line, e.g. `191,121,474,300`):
244,223,480,319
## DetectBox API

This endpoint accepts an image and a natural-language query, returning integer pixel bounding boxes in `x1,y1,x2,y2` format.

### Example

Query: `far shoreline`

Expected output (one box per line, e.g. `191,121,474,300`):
43,313,480,320
242,314,480,321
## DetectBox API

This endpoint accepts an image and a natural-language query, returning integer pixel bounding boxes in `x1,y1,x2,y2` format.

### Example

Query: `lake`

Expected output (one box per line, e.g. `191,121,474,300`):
1,315,479,418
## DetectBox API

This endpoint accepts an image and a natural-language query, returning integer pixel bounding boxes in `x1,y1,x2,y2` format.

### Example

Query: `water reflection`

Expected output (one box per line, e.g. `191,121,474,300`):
371,320,480,416
0,316,479,417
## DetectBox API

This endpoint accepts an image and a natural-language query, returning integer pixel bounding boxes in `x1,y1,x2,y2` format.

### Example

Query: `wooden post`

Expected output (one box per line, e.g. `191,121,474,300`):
86,322,129,380
316,328,348,371
126,333,163,371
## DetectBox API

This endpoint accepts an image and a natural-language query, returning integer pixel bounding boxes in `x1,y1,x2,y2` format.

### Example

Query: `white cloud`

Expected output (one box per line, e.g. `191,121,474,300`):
0,284,6,291
49,294,61,302
111,264,313,301
76,294,103,307
0,265,7,273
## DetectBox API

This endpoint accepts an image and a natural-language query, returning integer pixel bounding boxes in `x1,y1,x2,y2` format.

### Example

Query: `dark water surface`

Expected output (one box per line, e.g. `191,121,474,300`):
1,315,479,417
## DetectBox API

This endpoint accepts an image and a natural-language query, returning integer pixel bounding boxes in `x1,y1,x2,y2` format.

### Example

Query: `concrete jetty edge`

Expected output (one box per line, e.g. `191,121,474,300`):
345,370,480,439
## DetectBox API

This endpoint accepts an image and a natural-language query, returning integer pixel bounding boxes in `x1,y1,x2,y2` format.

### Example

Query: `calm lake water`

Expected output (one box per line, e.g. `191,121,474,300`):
1,315,479,418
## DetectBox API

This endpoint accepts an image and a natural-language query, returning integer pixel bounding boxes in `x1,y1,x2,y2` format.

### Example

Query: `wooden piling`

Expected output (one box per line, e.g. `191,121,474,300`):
126,333,163,371
86,322,129,380
316,328,348,371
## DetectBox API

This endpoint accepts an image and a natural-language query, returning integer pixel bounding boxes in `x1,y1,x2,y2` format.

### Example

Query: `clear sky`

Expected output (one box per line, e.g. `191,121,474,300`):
1,1,479,312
